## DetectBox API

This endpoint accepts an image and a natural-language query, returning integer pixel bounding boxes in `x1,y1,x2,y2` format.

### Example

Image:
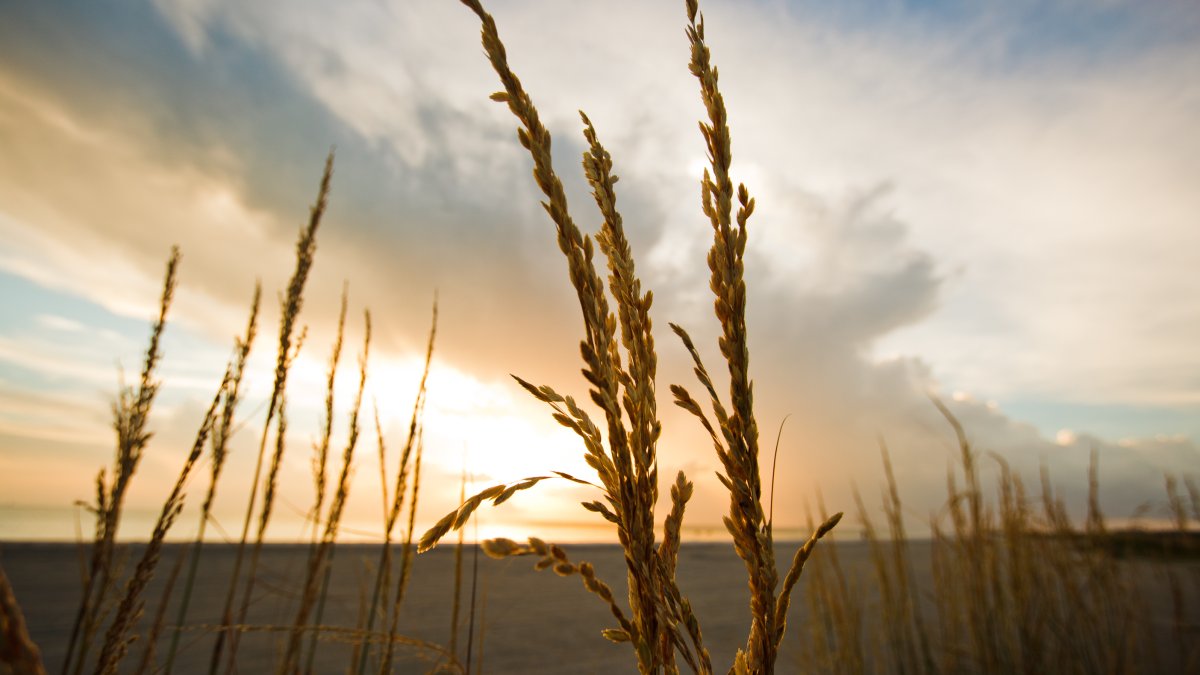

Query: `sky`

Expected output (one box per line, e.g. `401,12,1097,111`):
0,0,1197,543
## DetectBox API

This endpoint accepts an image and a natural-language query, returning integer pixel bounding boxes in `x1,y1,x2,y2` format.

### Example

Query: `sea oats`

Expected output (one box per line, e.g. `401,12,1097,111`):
212,152,334,675
421,1,847,672
64,247,179,675
163,282,264,675
379,311,436,675
96,365,226,675
668,2,845,671
282,309,370,675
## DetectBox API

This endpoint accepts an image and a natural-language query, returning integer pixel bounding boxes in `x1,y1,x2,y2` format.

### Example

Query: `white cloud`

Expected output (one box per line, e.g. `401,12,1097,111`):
35,314,84,333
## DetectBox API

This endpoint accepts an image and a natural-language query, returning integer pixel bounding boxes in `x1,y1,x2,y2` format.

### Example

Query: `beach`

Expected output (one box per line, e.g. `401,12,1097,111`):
4,540,1197,674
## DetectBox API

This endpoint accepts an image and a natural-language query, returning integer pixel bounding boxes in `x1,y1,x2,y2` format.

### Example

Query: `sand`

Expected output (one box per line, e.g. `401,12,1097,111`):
2,540,1196,674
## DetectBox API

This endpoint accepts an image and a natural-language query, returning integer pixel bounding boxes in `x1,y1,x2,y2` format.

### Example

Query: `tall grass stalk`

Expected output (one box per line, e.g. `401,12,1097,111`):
162,282,261,675
349,301,435,675
448,472,466,662
380,379,429,675
666,2,845,671
297,287,349,675
308,284,349,545
10,155,450,673
791,403,1199,674
465,513,483,675
134,537,186,675
423,0,702,670
412,1,844,672
280,309,371,674
94,362,228,675
799,494,863,675
420,1,841,673
63,248,179,675
210,152,332,675
849,444,931,675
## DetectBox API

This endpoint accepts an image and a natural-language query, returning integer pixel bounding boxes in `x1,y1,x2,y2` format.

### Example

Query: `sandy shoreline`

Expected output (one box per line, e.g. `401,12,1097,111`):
3,540,1196,673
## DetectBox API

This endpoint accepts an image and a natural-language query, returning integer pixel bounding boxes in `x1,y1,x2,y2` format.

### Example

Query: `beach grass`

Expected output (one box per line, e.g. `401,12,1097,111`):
794,412,1200,675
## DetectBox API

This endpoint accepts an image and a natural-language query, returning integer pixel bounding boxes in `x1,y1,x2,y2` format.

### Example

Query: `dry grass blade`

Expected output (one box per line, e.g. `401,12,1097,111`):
281,309,370,675
380,308,435,674
671,1,839,670
165,282,260,675
449,475,467,664
133,538,187,675
1184,477,1200,523
0,564,46,675
172,622,455,660
213,151,333,675
64,247,180,675
95,366,227,675
419,480,548,553
311,284,350,542
483,537,638,644
786,404,1181,674
452,0,827,671
357,300,436,675
579,112,661,525
659,472,693,580
419,467,612,556
771,511,841,649
668,324,729,435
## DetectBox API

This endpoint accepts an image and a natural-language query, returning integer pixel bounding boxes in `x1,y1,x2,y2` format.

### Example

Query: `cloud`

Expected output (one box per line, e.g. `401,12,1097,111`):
0,0,1196,538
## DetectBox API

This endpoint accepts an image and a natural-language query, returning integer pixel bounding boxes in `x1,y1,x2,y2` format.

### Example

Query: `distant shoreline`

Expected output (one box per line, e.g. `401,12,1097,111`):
4,528,1196,550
